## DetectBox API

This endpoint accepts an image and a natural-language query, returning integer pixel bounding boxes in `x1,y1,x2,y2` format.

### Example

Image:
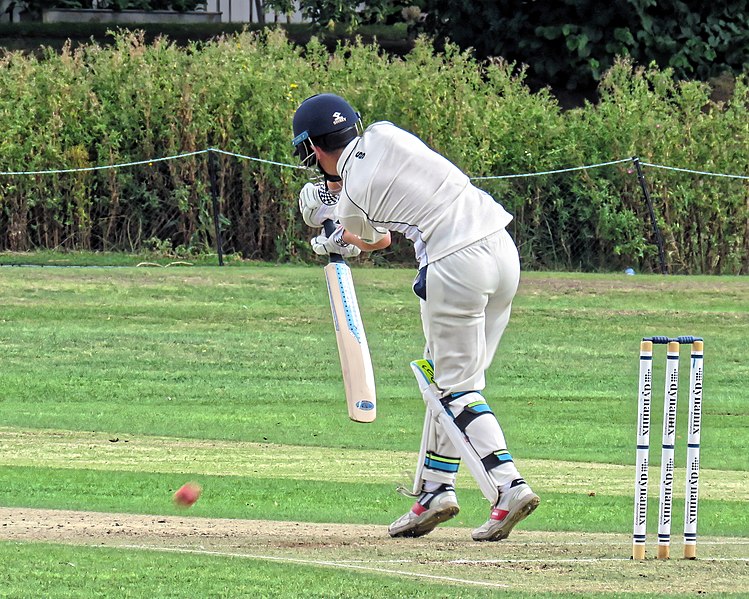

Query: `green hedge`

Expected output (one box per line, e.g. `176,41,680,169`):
0,29,747,273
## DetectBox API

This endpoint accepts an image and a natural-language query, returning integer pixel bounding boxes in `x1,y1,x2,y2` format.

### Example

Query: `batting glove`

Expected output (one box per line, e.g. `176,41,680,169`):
299,182,339,228
311,224,361,258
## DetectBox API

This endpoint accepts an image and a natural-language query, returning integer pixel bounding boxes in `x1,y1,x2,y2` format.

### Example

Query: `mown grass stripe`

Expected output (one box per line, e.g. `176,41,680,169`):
1,427,746,501
117,544,511,589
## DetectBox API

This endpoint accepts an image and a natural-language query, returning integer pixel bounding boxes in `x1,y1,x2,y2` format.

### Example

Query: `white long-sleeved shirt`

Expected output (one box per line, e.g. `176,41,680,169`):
334,121,513,267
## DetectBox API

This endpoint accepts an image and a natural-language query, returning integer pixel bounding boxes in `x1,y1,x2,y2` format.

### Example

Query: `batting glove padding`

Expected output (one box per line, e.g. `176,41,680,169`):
299,182,339,228
311,224,361,258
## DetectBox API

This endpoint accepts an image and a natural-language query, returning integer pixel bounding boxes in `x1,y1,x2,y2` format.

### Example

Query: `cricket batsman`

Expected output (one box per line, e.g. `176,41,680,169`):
292,93,539,541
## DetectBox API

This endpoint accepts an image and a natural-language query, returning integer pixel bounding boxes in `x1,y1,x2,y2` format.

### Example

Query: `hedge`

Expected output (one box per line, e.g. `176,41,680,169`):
0,29,746,273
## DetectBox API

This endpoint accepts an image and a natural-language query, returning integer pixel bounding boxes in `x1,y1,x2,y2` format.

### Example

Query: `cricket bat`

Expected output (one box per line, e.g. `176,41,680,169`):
322,219,376,423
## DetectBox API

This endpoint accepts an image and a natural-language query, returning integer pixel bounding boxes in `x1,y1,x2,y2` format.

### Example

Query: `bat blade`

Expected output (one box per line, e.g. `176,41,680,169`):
324,260,377,423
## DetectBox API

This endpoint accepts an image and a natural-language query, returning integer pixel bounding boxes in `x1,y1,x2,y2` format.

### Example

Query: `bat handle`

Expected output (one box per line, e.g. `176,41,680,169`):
323,219,345,264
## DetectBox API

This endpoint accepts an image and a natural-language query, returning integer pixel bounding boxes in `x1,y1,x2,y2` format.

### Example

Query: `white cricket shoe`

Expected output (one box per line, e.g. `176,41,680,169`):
472,479,540,542
388,484,460,538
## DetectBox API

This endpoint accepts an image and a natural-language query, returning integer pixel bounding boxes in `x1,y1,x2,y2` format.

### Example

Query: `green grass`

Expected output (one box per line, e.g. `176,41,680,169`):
0,262,747,596
1,542,510,599
0,249,234,267
1,265,746,467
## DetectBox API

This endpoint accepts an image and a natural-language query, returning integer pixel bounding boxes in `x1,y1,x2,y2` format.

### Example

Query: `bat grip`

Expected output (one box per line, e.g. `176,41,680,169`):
323,219,345,263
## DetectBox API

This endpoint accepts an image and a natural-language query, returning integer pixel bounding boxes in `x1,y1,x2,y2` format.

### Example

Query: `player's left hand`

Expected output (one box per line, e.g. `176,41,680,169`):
311,225,361,258
299,182,339,228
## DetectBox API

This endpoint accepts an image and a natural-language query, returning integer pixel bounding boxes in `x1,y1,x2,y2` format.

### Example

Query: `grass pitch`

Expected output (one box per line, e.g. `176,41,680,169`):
0,261,746,597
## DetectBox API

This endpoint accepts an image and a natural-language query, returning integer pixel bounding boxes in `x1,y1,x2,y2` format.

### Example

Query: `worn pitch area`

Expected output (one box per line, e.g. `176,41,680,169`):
1,507,747,595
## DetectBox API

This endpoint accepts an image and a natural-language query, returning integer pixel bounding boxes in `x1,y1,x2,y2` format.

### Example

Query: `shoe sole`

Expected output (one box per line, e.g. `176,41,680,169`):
389,505,460,538
472,493,540,542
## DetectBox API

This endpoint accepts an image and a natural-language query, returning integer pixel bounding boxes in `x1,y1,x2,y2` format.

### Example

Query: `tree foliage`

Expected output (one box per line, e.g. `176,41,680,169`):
0,30,746,273
419,0,749,90
23,0,205,14
244,0,407,30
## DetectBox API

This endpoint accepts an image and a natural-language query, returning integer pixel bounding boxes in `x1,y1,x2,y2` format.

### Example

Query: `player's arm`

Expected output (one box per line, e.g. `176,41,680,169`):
339,214,392,251
301,184,391,252
342,228,391,251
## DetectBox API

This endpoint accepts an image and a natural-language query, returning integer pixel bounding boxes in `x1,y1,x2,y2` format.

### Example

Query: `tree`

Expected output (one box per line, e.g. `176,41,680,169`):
419,0,749,90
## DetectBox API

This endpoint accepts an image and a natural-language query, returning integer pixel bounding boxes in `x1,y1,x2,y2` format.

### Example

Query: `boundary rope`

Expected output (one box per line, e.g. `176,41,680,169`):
0,150,746,180
639,161,749,180
470,158,632,180
0,150,210,176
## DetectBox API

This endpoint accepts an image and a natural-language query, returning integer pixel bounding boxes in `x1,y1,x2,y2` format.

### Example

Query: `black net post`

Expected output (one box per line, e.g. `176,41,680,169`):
632,157,667,274
208,150,224,266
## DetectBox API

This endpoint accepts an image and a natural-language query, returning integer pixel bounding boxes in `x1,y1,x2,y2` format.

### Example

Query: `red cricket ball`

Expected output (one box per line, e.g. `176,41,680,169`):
173,482,202,508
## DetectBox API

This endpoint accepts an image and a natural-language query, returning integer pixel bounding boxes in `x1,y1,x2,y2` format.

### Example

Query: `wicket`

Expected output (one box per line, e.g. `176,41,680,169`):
632,336,704,560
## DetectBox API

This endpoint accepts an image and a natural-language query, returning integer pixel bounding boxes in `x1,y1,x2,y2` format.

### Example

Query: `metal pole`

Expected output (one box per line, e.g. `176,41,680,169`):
632,157,667,274
209,150,224,266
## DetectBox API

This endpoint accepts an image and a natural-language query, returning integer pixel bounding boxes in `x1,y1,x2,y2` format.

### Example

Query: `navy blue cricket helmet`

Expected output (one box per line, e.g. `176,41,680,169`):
292,94,362,168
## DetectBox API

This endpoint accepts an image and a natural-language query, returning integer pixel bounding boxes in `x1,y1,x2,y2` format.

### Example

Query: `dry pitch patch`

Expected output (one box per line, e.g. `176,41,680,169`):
1,507,747,595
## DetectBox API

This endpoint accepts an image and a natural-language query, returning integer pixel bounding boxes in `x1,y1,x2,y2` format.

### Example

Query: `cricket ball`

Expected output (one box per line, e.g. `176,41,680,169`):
173,482,201,508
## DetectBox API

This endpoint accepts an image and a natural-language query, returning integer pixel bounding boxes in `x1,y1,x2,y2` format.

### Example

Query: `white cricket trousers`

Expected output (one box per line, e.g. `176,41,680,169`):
419,228,522,491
